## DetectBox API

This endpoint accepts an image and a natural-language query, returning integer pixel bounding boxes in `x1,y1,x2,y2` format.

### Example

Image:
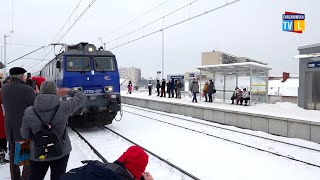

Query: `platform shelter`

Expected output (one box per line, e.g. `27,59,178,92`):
197,62,272,105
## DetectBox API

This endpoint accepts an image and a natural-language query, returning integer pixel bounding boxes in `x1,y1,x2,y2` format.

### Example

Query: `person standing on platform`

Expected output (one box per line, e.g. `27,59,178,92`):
190,78,199,103
160,79,166,97
156,80,160,96
170,80,175,98
203,82,209,102
127,81,133,94
148,81,152,96
166,80,171,98
176,80,182,99
2,67,36,180
208,80,214,102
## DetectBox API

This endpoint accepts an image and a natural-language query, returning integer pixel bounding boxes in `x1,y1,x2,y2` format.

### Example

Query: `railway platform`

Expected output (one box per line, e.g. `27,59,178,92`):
121,92,320,143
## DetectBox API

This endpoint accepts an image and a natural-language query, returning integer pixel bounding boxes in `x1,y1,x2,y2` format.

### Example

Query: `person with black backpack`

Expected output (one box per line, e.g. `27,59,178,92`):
20,81,86,180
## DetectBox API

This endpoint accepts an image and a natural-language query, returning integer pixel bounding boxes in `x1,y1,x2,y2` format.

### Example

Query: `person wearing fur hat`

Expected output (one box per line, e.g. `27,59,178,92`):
21,81,86,180
2,67,36,180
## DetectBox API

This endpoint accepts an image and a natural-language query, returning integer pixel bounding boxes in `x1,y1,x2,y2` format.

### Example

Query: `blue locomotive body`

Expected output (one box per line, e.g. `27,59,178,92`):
40,42,121,127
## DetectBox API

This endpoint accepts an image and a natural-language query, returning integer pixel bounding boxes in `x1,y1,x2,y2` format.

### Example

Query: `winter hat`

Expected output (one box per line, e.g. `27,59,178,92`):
9,67,26,75
40,81,57,95
117,146,149,180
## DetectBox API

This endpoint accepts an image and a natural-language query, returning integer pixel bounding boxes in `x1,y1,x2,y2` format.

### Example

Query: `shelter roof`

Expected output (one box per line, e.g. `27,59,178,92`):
196,62,272,74
292,53,320,59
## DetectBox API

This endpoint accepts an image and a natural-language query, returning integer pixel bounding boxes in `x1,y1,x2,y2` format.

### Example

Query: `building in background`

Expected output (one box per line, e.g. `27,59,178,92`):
201,50,266,66
268,72,299,104
119,67,141,87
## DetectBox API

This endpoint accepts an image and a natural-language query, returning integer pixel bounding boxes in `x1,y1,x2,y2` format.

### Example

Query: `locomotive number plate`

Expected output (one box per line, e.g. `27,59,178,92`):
84,89,103,94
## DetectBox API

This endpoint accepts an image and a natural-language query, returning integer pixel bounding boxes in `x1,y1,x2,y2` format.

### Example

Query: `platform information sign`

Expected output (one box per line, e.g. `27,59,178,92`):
308,62,320,68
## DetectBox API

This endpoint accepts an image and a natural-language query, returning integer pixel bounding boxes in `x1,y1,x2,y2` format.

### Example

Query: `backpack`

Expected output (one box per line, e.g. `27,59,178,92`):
32,105,64,160
60,160,128,180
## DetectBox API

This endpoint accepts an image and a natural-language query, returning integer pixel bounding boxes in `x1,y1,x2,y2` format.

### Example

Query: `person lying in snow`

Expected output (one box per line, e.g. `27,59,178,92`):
61,145,154,180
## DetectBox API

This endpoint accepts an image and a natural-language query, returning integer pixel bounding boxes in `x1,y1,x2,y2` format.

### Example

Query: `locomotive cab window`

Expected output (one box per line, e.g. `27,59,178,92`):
94,57,116,71
66,56,91,72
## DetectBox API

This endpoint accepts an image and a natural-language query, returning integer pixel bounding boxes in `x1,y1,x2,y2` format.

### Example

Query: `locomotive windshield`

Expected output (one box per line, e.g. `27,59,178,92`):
94,57,116,71
66,56,90,72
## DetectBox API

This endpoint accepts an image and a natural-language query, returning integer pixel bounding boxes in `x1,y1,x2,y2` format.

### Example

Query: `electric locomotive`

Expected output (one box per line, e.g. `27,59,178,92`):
40,42,121,127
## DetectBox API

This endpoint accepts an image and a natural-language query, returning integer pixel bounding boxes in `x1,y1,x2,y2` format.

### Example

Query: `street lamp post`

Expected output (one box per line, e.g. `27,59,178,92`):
4,35,9,77
161,30,164,79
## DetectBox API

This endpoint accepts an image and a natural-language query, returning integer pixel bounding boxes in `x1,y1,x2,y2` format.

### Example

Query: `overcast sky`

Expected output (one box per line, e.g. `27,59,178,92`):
0,0,319,78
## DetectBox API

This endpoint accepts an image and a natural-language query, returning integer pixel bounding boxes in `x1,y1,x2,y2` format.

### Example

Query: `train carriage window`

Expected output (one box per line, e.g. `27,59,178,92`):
94,57,116,72
66,56,90,72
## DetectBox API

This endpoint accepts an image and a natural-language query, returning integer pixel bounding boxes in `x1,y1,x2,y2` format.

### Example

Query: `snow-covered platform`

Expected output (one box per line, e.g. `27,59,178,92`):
121,92,320,143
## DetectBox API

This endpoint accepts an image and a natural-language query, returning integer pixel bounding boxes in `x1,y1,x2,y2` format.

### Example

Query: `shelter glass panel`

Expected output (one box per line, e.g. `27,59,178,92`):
251,70,267,104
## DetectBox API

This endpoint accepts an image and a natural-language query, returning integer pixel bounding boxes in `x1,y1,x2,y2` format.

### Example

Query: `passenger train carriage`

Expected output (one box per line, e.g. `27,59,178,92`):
40,42,121,127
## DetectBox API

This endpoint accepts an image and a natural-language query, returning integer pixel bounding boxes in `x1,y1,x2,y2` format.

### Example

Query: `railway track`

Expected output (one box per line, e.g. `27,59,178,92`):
71,127,200,180
122,104,320,168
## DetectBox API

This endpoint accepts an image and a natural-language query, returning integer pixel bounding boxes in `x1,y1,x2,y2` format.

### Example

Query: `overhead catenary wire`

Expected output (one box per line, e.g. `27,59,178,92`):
97,0,170,42
57,0,97,43
6,46,45,65
51,0,85,44
107,0,200,45
30,0,97,72
107,0,240,50
7,43,44,47
39,0,87,62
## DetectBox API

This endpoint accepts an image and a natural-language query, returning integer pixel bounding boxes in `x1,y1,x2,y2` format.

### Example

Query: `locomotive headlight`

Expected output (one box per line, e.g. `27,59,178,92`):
104,86,113,92
73,87,83,92
88,47,94,52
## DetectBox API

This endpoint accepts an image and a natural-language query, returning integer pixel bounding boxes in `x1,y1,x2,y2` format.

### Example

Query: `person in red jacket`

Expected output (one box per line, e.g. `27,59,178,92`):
0,81,8,164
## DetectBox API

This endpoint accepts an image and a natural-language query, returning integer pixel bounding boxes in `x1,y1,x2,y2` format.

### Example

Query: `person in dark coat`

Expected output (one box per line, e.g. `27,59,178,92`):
3,77,10,84
114,146,153,180
61,146,154,180
166,80,171,98
26,73,36,90
208,80,215,102
21,81,86,180
156,80,160,96
170,80,175,98
175,80,182,98
2,67,36,180
160,79,166,97
148,81,152,96
190,79,200,103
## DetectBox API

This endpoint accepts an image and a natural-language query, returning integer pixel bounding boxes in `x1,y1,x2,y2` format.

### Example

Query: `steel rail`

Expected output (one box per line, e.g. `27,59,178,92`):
123,109,320,169
70,127,108,163
103,126,200,180
123,104,320,153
